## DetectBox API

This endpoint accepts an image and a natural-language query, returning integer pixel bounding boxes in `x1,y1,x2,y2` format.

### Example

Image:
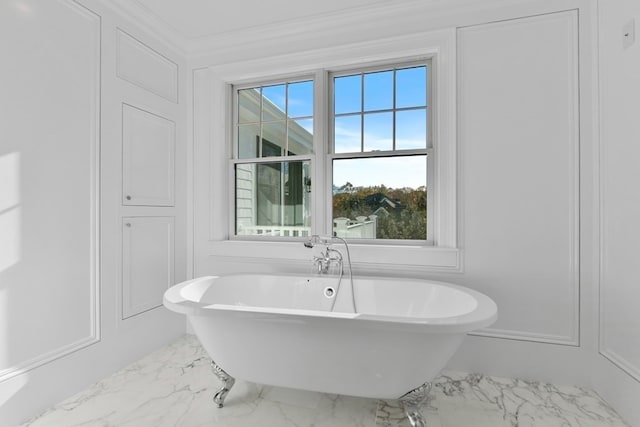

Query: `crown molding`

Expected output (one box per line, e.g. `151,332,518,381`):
98,0,548,61
188,0,517,60
98,0,584,65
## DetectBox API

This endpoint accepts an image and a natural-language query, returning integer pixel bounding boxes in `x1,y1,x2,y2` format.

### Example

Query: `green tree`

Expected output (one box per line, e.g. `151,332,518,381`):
332,185,426,240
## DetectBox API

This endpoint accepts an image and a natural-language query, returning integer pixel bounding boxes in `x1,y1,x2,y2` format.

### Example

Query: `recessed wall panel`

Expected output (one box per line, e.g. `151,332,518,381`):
122,104,175,206
116,29,178,103
122,217,175,319
599,2,640,381
0,0,100,381
457,11,579,344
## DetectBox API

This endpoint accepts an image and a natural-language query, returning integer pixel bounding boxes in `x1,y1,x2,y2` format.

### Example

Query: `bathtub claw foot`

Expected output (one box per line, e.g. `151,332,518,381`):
398,382,432,427
211,361,235,408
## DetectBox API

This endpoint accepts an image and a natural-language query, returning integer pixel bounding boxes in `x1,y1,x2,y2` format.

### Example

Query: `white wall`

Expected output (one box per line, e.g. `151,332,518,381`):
457,10,581,346
444,8,599,387
593,1,640,425
0,1,188,425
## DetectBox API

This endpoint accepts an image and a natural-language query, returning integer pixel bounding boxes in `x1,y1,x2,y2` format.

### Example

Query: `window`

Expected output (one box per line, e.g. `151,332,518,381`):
331,65,430,241
232,61,431,242
234,80,314,237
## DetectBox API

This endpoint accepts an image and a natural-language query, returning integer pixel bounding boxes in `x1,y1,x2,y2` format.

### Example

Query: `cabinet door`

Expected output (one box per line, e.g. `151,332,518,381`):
122,216,175,319
122,104,175,206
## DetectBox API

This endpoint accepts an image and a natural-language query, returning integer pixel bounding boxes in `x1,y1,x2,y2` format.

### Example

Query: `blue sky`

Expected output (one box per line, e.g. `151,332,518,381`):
333,155,426,190
255,66,428,188
332,66,428,188
334,67,427,113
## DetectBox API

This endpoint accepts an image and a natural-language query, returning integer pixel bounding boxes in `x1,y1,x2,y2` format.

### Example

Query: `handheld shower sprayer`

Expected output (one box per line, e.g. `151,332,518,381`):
303,235,330,249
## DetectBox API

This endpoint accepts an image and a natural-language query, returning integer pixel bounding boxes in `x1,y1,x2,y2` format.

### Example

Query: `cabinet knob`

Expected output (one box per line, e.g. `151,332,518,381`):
126,195,132,200
125,223,131,227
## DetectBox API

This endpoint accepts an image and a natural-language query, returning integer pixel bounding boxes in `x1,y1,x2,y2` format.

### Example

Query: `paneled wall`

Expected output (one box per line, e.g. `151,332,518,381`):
440,7,601,390
0,0,100,387
116,30,179,103
0,1,187,424
594,1,640,425
599,0,640,380
457,11,580,346
3,0,638,425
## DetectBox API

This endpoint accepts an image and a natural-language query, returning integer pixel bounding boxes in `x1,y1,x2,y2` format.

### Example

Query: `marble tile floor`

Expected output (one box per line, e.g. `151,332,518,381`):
23,335,629,427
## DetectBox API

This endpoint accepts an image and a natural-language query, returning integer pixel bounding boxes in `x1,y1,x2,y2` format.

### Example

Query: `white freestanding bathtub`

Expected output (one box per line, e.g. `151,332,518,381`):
164,273,497,426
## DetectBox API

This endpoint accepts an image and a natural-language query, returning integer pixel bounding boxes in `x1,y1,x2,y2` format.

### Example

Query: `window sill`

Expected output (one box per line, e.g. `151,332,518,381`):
206,239,461,273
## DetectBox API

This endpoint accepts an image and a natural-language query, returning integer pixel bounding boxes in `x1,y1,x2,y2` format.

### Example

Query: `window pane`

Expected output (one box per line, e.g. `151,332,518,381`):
262,84,286,121
334,75,361,114
288,81,313,118
396,109,427,150
288,119,313,155
262,121,286,157
363,112,392,152
236,161,311,237
333,155,427,240
334,115,361,153
396,66,427,109
364,71,393,111
238,123,260,159
238,88,260,123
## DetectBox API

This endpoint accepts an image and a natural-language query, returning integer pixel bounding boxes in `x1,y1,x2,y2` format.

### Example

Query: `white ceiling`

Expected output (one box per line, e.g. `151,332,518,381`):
124,0,399,39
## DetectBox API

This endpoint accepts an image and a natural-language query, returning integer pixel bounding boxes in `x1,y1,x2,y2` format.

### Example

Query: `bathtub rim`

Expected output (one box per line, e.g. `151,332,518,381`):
163,273,497,333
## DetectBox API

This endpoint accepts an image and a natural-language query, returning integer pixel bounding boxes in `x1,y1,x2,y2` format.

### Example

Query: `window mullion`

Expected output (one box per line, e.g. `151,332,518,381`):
392,68,397,151
313,69,329,237
360,73,364,153
284,83,289,156
258,88,263,158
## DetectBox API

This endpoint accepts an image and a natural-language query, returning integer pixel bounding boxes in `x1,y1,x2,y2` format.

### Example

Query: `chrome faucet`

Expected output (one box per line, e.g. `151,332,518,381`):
312,246,343,274
303,234,357,312
304,235,343,274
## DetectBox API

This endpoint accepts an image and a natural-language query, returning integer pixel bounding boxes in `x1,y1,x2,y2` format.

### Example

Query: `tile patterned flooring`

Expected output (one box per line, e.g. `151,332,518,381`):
23,335,629,427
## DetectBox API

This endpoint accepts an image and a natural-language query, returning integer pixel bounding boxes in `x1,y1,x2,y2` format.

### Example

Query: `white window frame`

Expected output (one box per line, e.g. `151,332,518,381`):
230,75,315,239
326,61,434,245
230,61,434,244
198,28,459,271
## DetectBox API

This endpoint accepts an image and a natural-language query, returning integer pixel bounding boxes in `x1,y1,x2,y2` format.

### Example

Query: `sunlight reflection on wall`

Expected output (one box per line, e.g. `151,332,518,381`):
0,152,21,370
11,0,34,17
0,152,21,272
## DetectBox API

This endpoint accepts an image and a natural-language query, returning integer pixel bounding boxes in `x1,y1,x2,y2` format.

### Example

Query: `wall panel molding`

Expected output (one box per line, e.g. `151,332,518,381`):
599,349,640,383
598,15,640,379
473,328,578,346
0,0,101,383
456,11,580,346
116,28,179,103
